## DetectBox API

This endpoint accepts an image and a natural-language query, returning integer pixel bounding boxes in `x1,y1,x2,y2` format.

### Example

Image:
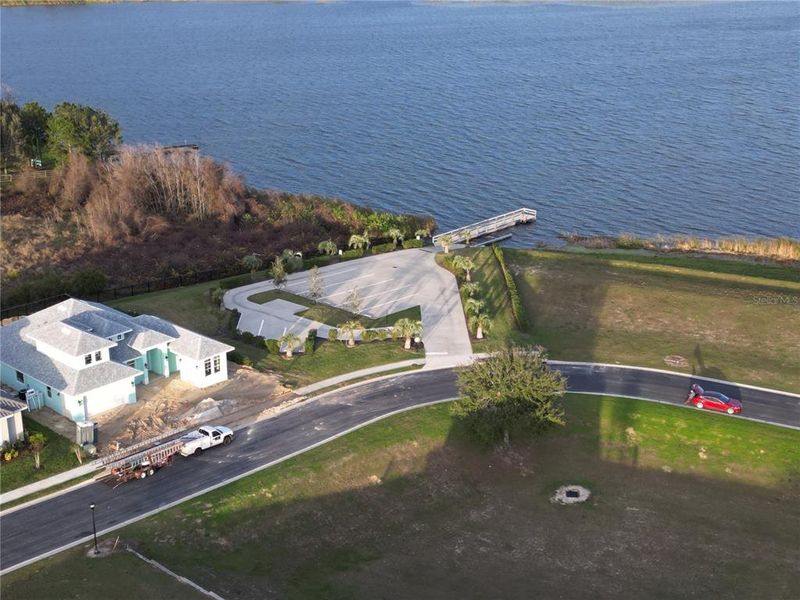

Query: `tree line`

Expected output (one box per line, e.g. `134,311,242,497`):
0,96,121,172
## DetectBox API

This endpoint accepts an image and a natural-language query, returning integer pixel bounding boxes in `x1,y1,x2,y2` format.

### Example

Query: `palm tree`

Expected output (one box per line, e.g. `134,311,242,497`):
29,432,46,469
469,312,491,339
241,253,263,280
452,255,475,282
387,227,404,247
415,227,430,240
338,320,362,347
463,229,475,246
349,233,367,250
271,256,287,289
361,229,371,249
461,282,481,297
464,297,485,317
393,318,423,350
318,240,338,255
279,333,302,358
438,234,454,254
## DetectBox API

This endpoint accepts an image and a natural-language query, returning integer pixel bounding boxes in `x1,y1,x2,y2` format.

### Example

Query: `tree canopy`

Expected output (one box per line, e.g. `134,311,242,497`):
455,347,566,446
48,102,121,161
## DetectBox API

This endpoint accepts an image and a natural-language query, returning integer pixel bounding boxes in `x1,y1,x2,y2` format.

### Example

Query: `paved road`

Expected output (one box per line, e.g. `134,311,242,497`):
2,364,798,573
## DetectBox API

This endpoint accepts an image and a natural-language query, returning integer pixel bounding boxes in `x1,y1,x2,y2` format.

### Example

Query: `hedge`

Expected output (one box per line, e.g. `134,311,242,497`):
303,255,334,269
341,248,364,260
492,245,529,331
371,242,395,255
402,239,424,249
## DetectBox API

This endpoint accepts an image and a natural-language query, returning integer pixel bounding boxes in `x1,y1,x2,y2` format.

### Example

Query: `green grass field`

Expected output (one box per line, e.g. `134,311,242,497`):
0,417,84,493
450,248,800,392
4,396,798,599
109,281,422,388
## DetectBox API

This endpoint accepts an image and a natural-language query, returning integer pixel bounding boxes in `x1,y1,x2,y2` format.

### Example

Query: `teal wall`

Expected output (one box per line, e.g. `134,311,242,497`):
146,348,167,376
1,362,64,415
133,356,148,385
168,351,179,374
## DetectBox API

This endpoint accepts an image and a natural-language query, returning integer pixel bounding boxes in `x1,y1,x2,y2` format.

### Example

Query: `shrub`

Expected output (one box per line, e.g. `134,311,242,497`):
402,239,424,249
370,242,395,255
241,355,254,367
219,273,252,290
305,329,317,354
341,248,364,260
328,328,339,342
265,339,280,355
303,255,333,269
240,331,256,345
209,287,225,307
70,269,107,297
227,309,241,332
229,350,246,365
362,329,376,343
492,245,528,331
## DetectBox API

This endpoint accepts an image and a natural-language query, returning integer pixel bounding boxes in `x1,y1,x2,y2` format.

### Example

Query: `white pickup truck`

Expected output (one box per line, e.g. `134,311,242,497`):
179,425,234,457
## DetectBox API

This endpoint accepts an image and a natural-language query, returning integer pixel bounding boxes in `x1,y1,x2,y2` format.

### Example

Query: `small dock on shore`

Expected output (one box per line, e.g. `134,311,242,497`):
432,208,536,246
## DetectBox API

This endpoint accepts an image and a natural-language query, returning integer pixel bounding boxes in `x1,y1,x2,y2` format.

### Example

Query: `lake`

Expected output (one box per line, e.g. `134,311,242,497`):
2,1,798,244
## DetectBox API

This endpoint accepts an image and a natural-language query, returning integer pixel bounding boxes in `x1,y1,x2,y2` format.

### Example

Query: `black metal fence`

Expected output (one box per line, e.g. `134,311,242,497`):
1,266,250,322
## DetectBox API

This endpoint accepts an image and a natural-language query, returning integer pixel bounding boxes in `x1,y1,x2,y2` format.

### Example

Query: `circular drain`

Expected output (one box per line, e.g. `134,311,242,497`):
551,485,591,505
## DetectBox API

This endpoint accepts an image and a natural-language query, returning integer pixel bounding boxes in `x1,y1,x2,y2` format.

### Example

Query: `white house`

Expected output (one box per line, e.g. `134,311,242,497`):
0,388,27,445
0,298,234,422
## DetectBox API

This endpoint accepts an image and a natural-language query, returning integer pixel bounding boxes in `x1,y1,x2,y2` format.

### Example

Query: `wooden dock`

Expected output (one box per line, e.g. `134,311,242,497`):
432,208,536,247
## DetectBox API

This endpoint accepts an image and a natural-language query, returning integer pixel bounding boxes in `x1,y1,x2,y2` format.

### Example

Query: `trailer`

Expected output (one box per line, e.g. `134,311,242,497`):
99,439,184,488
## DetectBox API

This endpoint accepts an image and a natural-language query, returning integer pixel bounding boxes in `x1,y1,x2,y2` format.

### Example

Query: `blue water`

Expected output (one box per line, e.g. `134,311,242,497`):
2,1,799,243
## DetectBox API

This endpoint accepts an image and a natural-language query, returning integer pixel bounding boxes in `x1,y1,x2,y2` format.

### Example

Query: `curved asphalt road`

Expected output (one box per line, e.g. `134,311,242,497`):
1,364,798,573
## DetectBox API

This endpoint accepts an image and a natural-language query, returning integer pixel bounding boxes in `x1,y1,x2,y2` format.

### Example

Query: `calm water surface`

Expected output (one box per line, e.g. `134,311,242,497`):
2,1,799,243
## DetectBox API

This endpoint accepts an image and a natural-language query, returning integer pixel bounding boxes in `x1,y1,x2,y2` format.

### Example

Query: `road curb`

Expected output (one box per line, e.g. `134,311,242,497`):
0,398,457,576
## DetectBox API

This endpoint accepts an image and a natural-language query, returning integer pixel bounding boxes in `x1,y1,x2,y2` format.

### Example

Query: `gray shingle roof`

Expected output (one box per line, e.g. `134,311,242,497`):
0,298,232,397
134,315,234,361
26,322,115,357
0,319,141,395
64,311,132,339
0,389,27,418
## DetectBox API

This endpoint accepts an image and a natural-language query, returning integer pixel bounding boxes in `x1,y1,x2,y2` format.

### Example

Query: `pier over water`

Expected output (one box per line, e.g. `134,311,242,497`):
433,208,537,246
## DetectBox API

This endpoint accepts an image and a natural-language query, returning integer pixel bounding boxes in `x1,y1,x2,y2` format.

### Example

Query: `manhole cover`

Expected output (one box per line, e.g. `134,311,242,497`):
551,485,591,505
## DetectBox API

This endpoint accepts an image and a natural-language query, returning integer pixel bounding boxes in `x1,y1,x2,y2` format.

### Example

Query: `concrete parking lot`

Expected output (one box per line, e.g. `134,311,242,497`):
224,248,472,368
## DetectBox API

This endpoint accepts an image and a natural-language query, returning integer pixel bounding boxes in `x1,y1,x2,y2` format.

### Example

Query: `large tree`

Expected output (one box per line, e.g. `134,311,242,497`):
455,347,566,446
48,102,121,161
1,100,22,172
19,101,50,160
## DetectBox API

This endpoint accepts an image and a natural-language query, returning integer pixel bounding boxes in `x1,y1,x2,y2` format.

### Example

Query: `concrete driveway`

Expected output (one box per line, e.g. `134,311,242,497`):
224,248,473,368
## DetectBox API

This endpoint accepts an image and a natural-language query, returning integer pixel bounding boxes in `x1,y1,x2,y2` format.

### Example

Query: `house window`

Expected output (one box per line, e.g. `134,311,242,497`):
204,359,212,376
213,355,221,374
46,386,52,398
95,351,102,362
15,370,24,383
84,354,92,365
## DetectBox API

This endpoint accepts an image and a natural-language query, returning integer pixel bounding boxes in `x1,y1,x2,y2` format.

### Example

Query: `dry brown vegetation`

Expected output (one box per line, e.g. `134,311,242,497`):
1,146,433,307
560,232,800,262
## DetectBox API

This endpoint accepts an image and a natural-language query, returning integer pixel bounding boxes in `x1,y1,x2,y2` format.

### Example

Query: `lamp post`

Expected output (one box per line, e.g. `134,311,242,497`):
89,503,99,555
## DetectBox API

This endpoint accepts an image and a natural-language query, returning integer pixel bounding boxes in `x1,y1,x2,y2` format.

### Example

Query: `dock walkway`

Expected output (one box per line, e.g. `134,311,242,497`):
432,207,536,246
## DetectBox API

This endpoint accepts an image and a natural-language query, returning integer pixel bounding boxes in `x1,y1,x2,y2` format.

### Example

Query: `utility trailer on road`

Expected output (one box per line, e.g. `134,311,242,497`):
98,439,184,488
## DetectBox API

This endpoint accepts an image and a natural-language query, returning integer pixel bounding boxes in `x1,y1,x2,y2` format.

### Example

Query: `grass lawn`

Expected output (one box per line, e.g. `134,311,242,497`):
451,247,800,392
109,281,422,388
0,551,207,600
0,417,84,493
5,395,798,599
249,289,421,328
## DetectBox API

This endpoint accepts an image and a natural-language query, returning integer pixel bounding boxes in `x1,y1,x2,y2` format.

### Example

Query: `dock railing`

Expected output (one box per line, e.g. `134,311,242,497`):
432,207,537,246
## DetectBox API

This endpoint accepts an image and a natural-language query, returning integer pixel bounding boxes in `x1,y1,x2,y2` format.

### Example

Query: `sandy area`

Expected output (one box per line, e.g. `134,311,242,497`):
91,364,293,454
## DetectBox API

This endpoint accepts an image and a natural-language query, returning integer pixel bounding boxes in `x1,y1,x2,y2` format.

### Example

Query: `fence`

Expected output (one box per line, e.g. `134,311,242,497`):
0,266,250,322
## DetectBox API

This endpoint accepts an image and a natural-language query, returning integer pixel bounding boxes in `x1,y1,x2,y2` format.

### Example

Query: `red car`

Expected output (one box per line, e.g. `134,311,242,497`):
686,384,742,415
